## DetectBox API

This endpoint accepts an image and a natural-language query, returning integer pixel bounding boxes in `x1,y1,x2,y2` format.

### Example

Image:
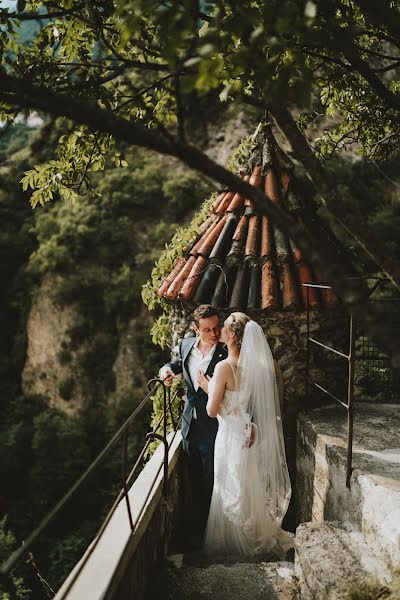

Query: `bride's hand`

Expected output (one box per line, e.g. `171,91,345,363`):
198,370,211,393
244,423,257,448
248,423,257,448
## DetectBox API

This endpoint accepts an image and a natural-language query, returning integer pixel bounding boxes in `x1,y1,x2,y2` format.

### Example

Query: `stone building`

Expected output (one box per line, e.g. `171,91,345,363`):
156,121,348,501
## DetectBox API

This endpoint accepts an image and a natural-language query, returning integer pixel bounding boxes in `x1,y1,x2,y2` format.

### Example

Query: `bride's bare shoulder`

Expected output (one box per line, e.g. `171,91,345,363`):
214,359,230,373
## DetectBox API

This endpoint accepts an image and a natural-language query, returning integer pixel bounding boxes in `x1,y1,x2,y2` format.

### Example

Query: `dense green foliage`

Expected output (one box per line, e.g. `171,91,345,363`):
0,122,211,596
2,1,400,182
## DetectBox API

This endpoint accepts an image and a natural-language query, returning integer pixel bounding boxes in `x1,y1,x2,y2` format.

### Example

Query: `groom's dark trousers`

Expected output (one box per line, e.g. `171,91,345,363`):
164,337,227,519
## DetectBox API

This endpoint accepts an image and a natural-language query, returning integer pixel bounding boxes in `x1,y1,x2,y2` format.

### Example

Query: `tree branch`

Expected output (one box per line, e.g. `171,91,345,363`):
269,104,400,294
355,45,400,62
370,129,400,151
344,52,400,110
352,0,400,42
0,3,85,21
372,61,400,73
0,72,399,364
302,48,353,72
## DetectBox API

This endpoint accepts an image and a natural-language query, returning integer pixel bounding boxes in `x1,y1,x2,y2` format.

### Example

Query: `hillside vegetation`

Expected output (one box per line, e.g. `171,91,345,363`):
0,118,213,593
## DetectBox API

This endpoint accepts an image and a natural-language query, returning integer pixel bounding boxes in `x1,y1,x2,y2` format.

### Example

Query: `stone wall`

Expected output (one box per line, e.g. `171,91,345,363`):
55,433,188,600
113,437,189,600
296,404,400,571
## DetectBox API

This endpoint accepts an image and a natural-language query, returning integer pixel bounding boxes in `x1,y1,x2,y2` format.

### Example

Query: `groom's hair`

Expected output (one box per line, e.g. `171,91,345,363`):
192,304,221,325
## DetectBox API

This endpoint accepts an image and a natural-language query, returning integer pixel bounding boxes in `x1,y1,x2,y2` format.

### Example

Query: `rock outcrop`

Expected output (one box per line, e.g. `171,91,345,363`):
22,273,85,416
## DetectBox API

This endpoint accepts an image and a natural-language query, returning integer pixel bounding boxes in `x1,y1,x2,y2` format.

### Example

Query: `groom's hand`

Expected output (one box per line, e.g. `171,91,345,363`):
159,367,176,387
198,370,211,393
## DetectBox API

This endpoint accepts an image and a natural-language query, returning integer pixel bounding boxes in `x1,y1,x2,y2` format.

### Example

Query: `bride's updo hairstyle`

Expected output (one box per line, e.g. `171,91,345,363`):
228,312,251,348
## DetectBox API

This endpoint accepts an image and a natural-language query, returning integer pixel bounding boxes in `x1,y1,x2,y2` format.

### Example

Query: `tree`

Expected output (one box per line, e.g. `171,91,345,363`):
0,0,399,363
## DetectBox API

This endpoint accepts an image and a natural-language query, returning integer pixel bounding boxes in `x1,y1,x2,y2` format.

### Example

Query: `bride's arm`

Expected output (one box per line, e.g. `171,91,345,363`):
206,362,227,418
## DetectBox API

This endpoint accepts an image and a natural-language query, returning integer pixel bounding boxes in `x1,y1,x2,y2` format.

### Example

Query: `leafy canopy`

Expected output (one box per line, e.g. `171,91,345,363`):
1,1,400,363
1,0,400,206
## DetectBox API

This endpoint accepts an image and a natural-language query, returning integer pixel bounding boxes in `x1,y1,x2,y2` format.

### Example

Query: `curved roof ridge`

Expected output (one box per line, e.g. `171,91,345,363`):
157,121,338,311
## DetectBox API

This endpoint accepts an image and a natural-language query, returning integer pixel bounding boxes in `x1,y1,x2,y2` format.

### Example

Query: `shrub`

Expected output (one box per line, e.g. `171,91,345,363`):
162,172,211,219
58,377,75,401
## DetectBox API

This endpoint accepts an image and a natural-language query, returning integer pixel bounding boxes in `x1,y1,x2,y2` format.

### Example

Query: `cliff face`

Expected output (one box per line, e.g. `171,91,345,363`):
111,310,149,405
22,273,88,416
22,273,151,414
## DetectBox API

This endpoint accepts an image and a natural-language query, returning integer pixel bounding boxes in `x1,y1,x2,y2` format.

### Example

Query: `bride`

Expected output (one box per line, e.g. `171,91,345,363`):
198,312,293,557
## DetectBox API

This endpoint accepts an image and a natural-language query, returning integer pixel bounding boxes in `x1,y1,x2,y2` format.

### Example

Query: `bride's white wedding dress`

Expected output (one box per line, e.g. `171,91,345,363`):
203,322,293,557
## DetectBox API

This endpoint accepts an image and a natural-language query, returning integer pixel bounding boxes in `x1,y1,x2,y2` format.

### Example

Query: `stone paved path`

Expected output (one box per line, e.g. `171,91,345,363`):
147,552,300,600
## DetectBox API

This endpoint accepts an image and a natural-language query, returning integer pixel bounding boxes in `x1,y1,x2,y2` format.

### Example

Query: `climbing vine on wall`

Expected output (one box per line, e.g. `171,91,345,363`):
142,192,217,348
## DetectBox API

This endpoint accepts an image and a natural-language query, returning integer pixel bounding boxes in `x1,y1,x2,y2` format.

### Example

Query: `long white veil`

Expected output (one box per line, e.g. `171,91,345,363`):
218,320,292,552
237,320,292,522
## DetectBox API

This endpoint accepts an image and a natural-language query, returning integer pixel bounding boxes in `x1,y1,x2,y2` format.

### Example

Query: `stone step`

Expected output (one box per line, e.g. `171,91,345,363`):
150,555,299,600
297,403,400,570
295,521,393,600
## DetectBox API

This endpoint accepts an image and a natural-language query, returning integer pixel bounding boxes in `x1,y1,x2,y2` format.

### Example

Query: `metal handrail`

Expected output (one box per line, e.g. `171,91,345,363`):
308,337,349,360
0,377,183,599
303,276,391,489
58,383,183,600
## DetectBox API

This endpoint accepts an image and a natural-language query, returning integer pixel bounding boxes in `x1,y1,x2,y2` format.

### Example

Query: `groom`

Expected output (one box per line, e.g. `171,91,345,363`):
159,304,227,523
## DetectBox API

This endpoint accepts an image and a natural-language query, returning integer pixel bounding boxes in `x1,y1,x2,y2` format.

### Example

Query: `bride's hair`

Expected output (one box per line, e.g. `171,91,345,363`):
228,312,251,348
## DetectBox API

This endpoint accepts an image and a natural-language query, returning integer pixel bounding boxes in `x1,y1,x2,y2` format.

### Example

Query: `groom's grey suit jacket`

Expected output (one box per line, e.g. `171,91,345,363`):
165,337,227,441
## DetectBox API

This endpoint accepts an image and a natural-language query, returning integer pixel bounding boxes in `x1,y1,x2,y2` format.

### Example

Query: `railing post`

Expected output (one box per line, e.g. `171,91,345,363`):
306,285,310,402
162,384,169,496
346,311,355,488
122,428,134,531
146,378,169,498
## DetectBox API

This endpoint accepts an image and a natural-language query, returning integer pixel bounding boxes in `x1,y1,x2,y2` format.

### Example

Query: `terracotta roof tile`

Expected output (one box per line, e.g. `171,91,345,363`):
178,256,207,301
245,215,259,258
265,168,281,205
215,191,234,214
197,216,227,257
230,265,249,309
227,192,244,213
157,122,339,311
157,257,186,298
261,215,273,258
314,268,338,307
211,191,227,212
261,260,279,310
248,263,261,309
233,215,248,242
281,262,300,309
188,216,222,257
198,213,216,233
210,265,233,306
165,256,197,300
209,215,238,261
249,165,262,188
292,245,319,308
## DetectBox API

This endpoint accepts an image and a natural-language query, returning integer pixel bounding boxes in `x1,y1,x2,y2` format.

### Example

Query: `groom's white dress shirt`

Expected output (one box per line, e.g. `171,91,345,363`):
187,339,216,392
159,338,216,419
186,339,216,419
